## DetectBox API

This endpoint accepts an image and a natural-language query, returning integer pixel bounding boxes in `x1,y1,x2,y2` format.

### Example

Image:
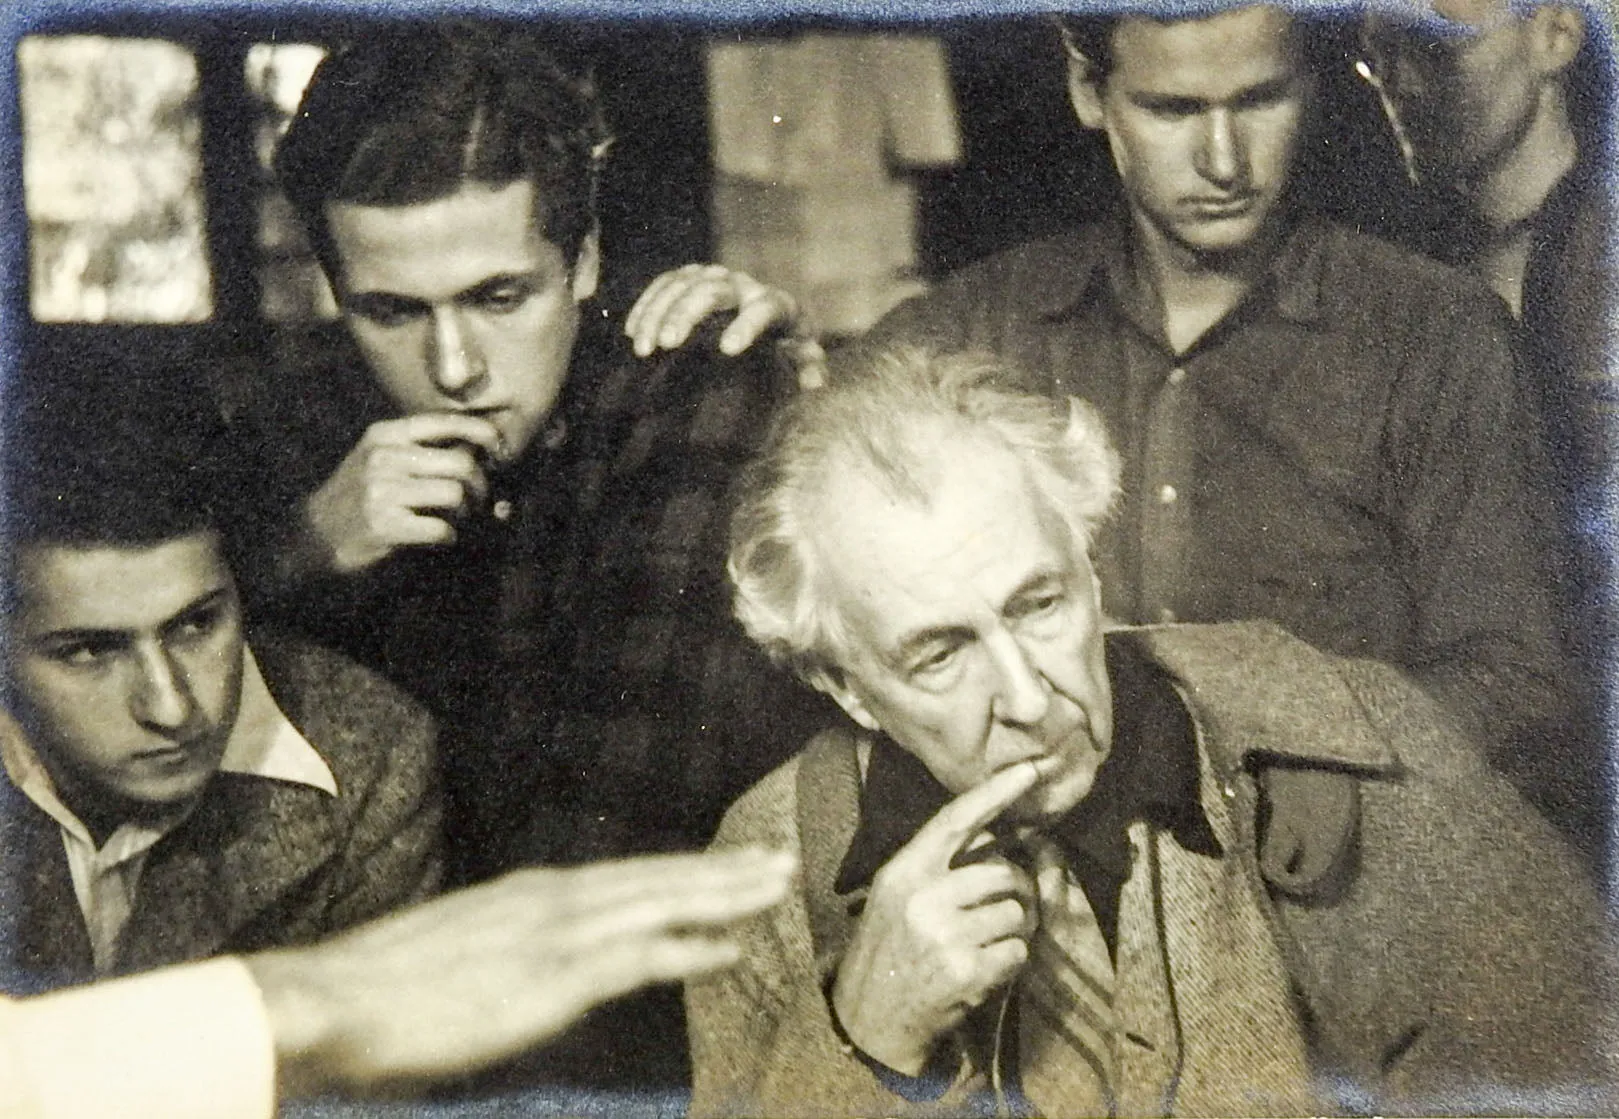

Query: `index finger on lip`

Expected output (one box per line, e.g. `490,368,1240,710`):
911,761,1040,867
400,412,503,455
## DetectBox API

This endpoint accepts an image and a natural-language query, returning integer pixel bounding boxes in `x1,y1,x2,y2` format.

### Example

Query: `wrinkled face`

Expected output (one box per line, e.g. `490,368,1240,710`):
811,440,1114,824
327,179,600,463
3,532,245,819
1071,6,1308,265
1368,1,1543,181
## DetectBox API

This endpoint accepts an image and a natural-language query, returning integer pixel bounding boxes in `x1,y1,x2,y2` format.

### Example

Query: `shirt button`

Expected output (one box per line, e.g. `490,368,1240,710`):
1167,367,1187,386
1156,607,1177,624
492,499,514,522
1158,484,1178,505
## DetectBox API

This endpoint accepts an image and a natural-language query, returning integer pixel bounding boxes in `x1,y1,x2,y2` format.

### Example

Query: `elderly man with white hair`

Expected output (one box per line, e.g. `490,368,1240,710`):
686,346,1610,1118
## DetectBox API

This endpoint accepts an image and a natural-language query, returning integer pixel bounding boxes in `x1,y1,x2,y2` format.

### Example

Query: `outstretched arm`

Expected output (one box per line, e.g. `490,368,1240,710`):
1,849,794,1118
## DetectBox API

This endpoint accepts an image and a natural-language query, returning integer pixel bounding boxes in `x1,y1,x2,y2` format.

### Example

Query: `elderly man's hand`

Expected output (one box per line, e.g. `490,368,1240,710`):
831,762,1041,1077
248,848,795,1097
625,264,827,389
302,413,504,575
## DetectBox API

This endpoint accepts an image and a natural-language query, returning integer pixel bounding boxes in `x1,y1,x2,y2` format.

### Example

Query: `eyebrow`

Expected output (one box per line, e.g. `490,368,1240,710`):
342,269,553,313
1128,73,1297,112
162,587,233,626
888,569,1066,666
27,587,233,648
890,622,976,669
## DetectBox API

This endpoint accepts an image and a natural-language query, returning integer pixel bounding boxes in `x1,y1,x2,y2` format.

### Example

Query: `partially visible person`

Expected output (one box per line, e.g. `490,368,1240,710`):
0,340,440,995
1360,0,1615,826
688,346,1610,1117
0,846,795,1119
241,22,826,889
1363,2,1608,329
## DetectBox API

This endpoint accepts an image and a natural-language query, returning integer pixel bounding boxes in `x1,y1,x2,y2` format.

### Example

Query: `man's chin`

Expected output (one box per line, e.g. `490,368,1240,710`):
123,770,216,811
1173,214,1275,261
492,415,549,465
119,743,228,808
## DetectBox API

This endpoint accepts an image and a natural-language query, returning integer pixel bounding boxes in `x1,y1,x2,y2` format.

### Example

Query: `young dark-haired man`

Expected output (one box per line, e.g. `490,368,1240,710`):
242,24,824,889
0,344,441,994
643,2,1595,869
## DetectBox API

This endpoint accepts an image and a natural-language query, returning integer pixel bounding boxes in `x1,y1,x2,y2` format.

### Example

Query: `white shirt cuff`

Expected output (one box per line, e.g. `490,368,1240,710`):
1,956,276,1119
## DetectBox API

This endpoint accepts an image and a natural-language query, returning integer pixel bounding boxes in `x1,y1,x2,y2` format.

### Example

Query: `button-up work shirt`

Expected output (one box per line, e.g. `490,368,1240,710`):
0,648,337,974
868,216,1574,785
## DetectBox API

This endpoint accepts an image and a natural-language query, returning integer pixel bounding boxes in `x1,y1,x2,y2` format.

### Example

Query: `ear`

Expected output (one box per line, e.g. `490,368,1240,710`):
805,665,882,733
570,228,601,303
1529,5,1584,76
1062,35,1108,130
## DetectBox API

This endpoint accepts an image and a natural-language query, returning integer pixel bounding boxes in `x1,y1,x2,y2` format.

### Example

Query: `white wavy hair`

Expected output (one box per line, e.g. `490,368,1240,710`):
728,345,1122,684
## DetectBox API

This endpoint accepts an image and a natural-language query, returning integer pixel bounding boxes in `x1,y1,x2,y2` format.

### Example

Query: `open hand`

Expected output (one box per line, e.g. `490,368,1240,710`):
250,848,796,1096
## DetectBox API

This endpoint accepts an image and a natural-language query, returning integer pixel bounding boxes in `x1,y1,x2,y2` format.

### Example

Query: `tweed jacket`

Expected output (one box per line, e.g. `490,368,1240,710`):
687,623,1611,1117
0,629,442,995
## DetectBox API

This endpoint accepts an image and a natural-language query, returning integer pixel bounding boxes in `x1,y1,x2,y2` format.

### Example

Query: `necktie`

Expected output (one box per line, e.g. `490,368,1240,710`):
1017,835,1117,1117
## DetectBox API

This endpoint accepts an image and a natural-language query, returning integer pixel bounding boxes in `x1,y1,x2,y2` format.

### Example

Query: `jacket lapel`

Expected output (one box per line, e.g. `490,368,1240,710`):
1135,752,1319,1117
0,783,95,992
114,772,338,974
794,729,865,973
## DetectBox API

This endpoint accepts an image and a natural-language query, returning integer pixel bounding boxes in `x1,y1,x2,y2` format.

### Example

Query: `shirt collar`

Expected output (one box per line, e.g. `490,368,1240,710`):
217,646,337,795
1,643,336,845
1031,208,1328,329
833,631,1219,896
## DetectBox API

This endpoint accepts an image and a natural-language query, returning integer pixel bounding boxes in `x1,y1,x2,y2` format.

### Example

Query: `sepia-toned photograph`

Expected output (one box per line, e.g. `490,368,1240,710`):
0,0,1614,1115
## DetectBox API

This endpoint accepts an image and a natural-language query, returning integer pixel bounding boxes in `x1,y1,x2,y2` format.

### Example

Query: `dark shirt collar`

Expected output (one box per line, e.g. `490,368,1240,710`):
1030,207,1327,330
834,631,1220,897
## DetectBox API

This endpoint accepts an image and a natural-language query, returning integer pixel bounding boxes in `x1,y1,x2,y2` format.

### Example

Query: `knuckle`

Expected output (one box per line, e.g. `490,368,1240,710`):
870,861,903,893
941,950,975,990
363,491,393,523
902,892,936,932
